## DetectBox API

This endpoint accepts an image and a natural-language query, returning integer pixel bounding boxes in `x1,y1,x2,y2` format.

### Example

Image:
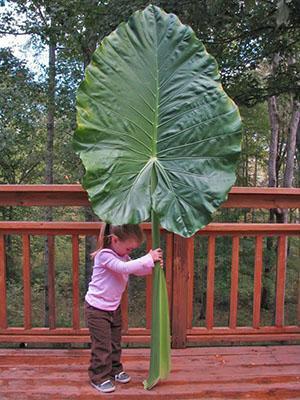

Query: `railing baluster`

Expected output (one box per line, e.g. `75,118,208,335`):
186,236,195,329
172,235,193,348
253,235,263,328
165,232,173,316
22,234,31,329
121,221,129,333
186,237,194,330
121,287,128,333
72,235,80,330
275,235,287,327
206,235,215,330
145,231,152,330
0,234,7,329
186,237,195,329
47,236,56,329
297,272,300,325
229,236,240,329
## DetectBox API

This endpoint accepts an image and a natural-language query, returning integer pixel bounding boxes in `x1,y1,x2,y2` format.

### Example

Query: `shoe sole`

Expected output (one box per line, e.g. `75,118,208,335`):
90,381,115,393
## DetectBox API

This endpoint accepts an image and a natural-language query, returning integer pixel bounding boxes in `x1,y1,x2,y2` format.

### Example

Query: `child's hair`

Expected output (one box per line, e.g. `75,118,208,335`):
91,223,144,258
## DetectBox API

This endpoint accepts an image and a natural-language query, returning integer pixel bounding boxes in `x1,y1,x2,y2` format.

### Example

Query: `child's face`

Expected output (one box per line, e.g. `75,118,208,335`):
111,236,140,257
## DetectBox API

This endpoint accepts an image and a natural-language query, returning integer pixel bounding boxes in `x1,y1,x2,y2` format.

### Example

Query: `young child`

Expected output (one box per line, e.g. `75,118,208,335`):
85,223,163,393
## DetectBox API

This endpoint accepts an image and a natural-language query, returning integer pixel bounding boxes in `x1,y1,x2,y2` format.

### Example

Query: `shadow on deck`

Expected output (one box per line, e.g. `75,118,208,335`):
0,345,300,399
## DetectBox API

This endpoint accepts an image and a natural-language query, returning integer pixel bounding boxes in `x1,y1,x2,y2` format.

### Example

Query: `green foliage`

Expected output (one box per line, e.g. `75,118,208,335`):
237,103,270,186
1,0,298,187
0,48,45,183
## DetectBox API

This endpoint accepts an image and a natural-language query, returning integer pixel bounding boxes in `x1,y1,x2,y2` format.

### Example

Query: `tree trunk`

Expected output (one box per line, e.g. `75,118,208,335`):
243,134,249,222
282,99,300,224
44,38,56,327
296,121,300,188
283,100,300,187
264,79,299,314
268,96,280,188
262,94,280,309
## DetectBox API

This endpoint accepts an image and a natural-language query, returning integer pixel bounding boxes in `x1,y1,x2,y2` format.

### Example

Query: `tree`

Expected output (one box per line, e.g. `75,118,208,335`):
0,48,45,185
0,0,114,295
1,0,81,325
237,103,270,188
70,0,299,190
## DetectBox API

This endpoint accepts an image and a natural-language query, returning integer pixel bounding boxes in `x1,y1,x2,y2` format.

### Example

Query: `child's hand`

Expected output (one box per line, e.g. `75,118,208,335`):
149,248,163,267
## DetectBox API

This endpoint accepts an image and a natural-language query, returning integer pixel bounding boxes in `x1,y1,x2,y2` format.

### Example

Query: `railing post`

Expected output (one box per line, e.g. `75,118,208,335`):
172,234,194,348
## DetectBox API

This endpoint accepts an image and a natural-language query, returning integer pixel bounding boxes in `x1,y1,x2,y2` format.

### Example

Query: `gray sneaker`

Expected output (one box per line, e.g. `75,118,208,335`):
91,379,115,393
115,371,131,383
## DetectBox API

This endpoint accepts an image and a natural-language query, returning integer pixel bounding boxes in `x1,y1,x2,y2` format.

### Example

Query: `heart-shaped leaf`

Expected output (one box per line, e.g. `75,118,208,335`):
74,5,242,238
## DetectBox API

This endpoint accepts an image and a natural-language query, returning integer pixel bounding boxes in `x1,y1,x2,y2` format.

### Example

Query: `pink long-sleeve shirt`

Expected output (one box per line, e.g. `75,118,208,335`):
85,248,154,311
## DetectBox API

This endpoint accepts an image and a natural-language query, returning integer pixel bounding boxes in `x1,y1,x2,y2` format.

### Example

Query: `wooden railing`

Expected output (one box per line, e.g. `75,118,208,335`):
0,185,299,348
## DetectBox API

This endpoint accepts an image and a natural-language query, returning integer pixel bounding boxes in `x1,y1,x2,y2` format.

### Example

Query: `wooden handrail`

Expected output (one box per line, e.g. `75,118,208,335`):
0,185,300,208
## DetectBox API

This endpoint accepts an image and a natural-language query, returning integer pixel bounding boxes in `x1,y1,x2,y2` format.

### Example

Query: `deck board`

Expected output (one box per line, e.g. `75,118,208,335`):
0,346,299,399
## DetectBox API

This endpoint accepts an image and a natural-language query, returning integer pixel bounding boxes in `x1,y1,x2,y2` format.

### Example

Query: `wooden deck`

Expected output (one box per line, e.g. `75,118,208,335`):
0,346,299,399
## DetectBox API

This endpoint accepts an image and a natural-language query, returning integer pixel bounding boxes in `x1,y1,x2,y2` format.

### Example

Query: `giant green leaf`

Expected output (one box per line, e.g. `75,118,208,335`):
74,4,242,390
74,5,242,238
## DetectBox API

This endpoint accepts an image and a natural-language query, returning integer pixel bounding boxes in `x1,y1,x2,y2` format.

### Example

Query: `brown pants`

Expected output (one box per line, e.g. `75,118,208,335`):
85,301,123,384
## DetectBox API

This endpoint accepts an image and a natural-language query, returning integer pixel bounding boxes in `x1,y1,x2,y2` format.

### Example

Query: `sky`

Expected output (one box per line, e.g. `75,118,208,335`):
0,3,47,75
0,33,47,75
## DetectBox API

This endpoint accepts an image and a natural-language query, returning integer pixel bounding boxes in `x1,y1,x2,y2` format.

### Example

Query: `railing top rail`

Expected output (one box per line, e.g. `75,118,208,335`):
0,221,299,236
0,185,299,194
0,184,83,192
0,185,299,208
